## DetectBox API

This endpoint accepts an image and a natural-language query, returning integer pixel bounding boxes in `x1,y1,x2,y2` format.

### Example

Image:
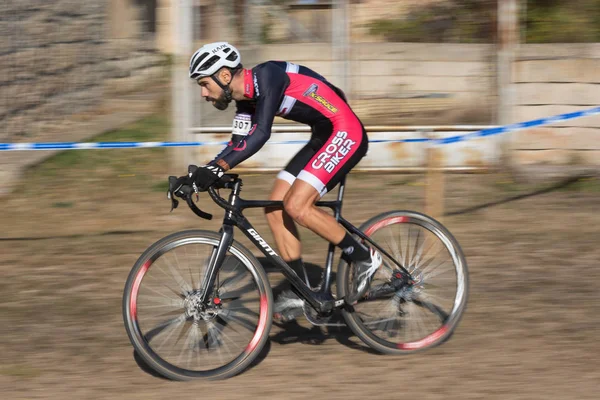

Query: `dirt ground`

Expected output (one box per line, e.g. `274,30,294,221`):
1,164,599,399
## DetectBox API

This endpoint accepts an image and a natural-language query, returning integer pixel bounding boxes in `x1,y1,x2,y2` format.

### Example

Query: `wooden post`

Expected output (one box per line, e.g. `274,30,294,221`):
498,0,519,175
171,0,195,171
424,130,445,221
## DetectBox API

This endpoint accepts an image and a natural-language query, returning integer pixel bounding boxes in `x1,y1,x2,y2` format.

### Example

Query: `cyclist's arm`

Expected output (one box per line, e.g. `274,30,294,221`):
209,64,289,171
208,102,255,169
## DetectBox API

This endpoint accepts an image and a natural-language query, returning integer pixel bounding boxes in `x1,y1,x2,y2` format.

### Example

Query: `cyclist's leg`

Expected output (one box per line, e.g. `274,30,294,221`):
282,118,368,242
283,120,380,298
283,180,345,243
265,179,300,261
268,143,324,321
265,140,320,262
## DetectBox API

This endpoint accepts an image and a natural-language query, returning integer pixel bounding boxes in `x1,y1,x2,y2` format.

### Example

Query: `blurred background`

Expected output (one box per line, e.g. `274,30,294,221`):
1,1,599,399
1,0,599,184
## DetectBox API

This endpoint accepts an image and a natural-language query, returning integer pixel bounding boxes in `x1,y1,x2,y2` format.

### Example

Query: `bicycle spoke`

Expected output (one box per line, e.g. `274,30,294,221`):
412,296,449,323
206,322,225,366
409,227,423,270
219,284,258,300
219,265,250,293
363,305,397,333
411,301,439,333
126,233,272,378
405,224,412,269
385,228,402,264
358,295,395,323
218,309,259,333
164,253,193,294
149,314,187,353
140,283,184,304
210,318,243,359
342,213,468,353
413,245,445,276
177,321,198,367
421,259,454,281
224,305,259,320
145,274,187,298
414,234,436,272
185,247,198,291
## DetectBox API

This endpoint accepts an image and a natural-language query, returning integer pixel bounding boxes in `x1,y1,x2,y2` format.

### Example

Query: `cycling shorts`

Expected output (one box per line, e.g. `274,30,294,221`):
276,118,368,197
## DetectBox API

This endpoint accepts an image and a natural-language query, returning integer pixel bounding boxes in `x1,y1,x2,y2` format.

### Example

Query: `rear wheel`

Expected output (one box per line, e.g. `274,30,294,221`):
337,211,468,354
123,230,272,380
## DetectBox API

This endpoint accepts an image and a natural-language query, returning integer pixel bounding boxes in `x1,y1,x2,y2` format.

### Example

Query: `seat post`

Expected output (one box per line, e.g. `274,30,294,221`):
336,176,346,204
319,175,347,294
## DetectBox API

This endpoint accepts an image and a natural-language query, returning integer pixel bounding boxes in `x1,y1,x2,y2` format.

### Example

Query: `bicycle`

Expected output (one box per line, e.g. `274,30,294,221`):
122,172,469,380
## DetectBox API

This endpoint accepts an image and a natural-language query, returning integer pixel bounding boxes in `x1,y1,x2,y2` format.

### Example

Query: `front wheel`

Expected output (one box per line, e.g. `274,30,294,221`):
337,211,469,354
122,230,273,380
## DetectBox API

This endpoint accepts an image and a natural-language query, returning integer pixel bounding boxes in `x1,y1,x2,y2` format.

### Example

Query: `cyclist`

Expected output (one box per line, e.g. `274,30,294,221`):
183,42,382,321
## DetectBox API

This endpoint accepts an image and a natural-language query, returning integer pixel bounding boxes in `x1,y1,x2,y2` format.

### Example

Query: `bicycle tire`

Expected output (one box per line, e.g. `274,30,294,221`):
122,230,273,380
337,211,469,354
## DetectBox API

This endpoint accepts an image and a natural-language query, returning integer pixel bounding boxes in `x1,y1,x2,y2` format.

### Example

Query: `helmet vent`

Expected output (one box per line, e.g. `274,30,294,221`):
198,55,221,72
191,52,209,72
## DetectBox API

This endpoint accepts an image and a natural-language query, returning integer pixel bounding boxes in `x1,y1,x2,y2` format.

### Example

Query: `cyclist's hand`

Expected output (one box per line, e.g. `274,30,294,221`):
190,164,225,192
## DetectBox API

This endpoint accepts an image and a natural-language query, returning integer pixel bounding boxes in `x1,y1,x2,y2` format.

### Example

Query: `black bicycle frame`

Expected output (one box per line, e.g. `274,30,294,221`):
197,176,409,314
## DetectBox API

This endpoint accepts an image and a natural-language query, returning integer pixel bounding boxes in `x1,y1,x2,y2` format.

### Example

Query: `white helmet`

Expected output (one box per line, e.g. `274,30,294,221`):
189,42,241,80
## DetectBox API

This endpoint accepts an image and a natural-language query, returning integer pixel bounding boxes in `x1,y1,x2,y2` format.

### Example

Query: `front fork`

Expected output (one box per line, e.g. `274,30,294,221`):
199,224,234,304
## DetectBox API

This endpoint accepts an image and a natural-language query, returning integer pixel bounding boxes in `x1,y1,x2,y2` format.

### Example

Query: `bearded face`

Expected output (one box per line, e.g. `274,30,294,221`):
209,89,230,110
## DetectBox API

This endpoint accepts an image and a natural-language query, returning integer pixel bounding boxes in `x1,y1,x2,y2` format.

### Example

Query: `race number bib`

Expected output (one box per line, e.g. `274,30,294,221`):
232,113,252,136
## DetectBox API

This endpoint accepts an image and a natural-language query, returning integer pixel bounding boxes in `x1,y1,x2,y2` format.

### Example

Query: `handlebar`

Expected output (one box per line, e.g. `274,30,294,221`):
185,195,214,220
172,174,239,220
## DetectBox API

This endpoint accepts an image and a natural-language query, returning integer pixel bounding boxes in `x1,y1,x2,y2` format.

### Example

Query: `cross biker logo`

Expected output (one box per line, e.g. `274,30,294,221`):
311,131,356,173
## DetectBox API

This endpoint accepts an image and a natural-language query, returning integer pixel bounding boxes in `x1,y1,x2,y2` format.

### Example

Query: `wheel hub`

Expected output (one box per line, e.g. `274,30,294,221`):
390,269,425,299
183,291,221,322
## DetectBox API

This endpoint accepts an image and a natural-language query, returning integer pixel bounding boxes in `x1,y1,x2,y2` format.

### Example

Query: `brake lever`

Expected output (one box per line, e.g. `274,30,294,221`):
169,197,179,212
167,175,183,212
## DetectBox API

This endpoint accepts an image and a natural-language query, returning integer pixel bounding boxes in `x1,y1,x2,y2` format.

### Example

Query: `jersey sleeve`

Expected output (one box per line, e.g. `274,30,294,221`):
208,63,289,170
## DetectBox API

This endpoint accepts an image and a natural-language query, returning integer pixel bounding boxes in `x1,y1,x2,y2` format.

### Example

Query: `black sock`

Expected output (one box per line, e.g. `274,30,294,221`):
336,233,369,262
288,258,304,277
288,258,310,286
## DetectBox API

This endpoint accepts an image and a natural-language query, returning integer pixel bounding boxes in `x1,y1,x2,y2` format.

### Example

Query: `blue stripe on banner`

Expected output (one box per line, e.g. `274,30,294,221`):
34,142,76,150
369,138,430,143
562,111,584,120
520,119,545,128
97,142,140,148
477,127,506,137
1,106,598,151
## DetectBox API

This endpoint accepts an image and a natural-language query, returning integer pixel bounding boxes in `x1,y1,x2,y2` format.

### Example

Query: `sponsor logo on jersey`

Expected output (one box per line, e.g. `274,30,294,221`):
303,83,338,114
253,73,260,96
311,131,355,173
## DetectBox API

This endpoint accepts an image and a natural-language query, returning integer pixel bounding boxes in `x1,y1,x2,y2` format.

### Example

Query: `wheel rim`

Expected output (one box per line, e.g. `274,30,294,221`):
128,237,269,376
350,214,466,350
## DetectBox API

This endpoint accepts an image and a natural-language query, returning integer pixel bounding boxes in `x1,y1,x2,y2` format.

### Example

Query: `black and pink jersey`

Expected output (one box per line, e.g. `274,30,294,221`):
210,61,364,170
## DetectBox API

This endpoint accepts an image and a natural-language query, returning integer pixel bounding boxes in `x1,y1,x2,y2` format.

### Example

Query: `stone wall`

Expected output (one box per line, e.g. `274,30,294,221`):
0,0,166,144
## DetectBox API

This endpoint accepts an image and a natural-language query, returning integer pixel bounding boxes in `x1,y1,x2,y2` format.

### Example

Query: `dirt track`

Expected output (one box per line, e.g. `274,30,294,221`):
1,171,599,399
